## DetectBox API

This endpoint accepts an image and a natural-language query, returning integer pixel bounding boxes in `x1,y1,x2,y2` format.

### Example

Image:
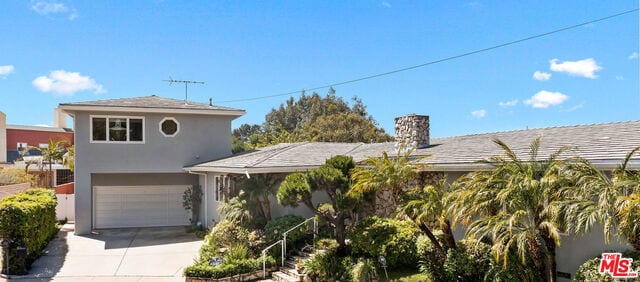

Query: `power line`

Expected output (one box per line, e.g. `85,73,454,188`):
217,8,639,104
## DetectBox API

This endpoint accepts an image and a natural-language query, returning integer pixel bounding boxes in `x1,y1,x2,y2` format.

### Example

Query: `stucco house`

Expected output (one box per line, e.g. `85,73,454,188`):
58,95,245,234
57,95,639,279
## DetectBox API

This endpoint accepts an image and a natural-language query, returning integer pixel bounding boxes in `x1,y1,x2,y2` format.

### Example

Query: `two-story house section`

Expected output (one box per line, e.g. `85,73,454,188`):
58,95,245,235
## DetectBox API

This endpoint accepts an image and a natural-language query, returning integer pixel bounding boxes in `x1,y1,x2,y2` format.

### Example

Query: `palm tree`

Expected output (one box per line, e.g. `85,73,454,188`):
37,139,70,188
399,179,456,257
350,146,424,216
63,145,74,172
448,137,574,282
218,192,253,225
233,173,285,225
557,147,640,251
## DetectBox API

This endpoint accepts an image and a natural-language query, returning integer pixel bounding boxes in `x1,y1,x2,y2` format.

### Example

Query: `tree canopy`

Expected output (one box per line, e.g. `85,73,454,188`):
232,91,392,152
277,155,359,252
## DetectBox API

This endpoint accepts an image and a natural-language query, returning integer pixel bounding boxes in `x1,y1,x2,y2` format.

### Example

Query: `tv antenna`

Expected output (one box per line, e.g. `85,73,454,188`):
163,77,205,102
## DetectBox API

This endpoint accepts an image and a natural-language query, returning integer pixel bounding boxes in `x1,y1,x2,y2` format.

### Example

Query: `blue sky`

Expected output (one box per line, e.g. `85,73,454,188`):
1,1,638,138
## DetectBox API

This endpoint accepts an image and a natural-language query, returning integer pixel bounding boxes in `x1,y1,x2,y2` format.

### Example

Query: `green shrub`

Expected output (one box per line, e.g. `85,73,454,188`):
0,188,57,274
210,218,264,253
442,240,491,281
314,238,339,252
301,250,354,281
574,251,640,282
265,215,306,247
352,258,378,282
197,233,221,264
349,216,420,268
483,250,539,282
183,256,276,278
0,169,33,186
226,244,249,262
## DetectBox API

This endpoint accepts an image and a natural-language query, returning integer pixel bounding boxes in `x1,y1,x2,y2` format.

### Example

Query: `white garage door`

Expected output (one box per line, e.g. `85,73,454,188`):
93,185,191,229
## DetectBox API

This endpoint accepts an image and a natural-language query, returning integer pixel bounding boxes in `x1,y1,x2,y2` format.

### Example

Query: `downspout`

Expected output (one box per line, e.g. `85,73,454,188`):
188,171,208,228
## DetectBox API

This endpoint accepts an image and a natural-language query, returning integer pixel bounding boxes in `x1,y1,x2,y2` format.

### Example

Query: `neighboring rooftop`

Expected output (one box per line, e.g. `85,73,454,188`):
59,95,245,116
186,120,640,174
6,124,73,133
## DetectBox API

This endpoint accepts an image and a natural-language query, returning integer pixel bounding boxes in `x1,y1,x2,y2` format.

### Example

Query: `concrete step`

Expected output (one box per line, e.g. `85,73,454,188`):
271,271,300,282
282,266,306,280
285,260,297,269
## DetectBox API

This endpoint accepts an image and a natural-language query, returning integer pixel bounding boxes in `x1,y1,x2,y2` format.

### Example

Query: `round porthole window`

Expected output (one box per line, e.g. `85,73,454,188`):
160,118,179,137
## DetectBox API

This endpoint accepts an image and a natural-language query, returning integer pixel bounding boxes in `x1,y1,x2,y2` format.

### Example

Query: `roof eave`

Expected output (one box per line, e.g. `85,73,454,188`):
58,105,246,118
184,165,320,174
421,160,640,172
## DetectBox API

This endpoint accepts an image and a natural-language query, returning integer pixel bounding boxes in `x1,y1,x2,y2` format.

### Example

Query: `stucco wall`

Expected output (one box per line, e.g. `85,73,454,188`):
0,112,6,163
73,110,233,234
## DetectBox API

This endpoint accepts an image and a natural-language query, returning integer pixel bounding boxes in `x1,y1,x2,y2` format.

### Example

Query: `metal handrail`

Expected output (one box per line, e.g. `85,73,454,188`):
282,216,317,261
261,239,283,279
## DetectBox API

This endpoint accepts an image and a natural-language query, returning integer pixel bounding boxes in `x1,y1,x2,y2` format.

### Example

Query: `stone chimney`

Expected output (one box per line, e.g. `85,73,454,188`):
394,114,430,149
0,111,6,163
53,108,67,128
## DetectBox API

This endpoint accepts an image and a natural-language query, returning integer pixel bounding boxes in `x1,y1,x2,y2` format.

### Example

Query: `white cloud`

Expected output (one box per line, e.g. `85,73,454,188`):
549,58,602,79
381,1,391,8
31,2,78,20
34,124,52,127
0,65,15,78
616,75,624,81
498,99,518,107
629,52,638,60
471,109,486,118
533,71,551,81
524,90,568,108
32,70,106,96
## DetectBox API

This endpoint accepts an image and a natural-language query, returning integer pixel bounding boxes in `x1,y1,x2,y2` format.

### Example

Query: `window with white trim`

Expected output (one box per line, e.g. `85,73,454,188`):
214,175,231,202
159,117,179,137
17,142,28,151
91,116,144,143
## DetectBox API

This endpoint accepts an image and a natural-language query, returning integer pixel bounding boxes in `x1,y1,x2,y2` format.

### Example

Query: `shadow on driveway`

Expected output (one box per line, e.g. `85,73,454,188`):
88,225,201,249
9,223,203,281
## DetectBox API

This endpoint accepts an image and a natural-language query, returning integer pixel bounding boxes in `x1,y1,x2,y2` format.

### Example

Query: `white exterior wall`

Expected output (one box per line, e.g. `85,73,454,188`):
199,173,331,228
56,194,75,221
0,111,6,163
556,226,632,281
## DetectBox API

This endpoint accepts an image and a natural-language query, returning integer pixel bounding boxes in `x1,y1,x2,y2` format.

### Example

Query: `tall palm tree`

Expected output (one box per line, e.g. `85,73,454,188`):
399,179,456,257
37,139,70,188
557,147,640,251
448,137,574,282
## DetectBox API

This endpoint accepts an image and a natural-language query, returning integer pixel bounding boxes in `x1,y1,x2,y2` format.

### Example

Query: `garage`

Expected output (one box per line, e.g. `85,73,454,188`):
93,185,191,229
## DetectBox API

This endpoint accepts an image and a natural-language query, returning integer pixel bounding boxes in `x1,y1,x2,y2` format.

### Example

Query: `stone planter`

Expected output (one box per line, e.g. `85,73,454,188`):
185,266,278,282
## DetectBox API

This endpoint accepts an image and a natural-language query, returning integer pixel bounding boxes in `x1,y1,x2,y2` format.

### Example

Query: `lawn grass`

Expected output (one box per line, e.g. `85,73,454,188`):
379,267,432,282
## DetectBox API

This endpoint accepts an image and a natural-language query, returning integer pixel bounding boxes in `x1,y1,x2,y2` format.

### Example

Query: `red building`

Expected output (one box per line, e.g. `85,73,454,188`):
5,125,74,162
1,110,74,163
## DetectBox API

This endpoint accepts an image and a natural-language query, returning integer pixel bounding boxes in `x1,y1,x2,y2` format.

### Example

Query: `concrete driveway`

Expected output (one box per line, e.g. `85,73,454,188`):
9,223,203,281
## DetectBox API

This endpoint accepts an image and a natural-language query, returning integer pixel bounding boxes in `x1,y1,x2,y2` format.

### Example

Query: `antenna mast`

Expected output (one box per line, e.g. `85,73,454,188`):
163,77,205,102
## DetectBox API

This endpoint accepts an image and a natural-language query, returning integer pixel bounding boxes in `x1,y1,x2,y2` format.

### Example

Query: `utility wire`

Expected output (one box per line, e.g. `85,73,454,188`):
217,8,638,104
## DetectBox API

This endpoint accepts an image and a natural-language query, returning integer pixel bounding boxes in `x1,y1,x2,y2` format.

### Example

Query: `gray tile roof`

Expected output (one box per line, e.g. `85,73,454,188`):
186,120,640,174
59,95,243,112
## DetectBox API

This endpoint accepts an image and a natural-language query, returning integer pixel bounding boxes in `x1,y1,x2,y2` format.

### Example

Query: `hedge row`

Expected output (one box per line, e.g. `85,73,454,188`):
0,188,58,274
184,256,276,279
